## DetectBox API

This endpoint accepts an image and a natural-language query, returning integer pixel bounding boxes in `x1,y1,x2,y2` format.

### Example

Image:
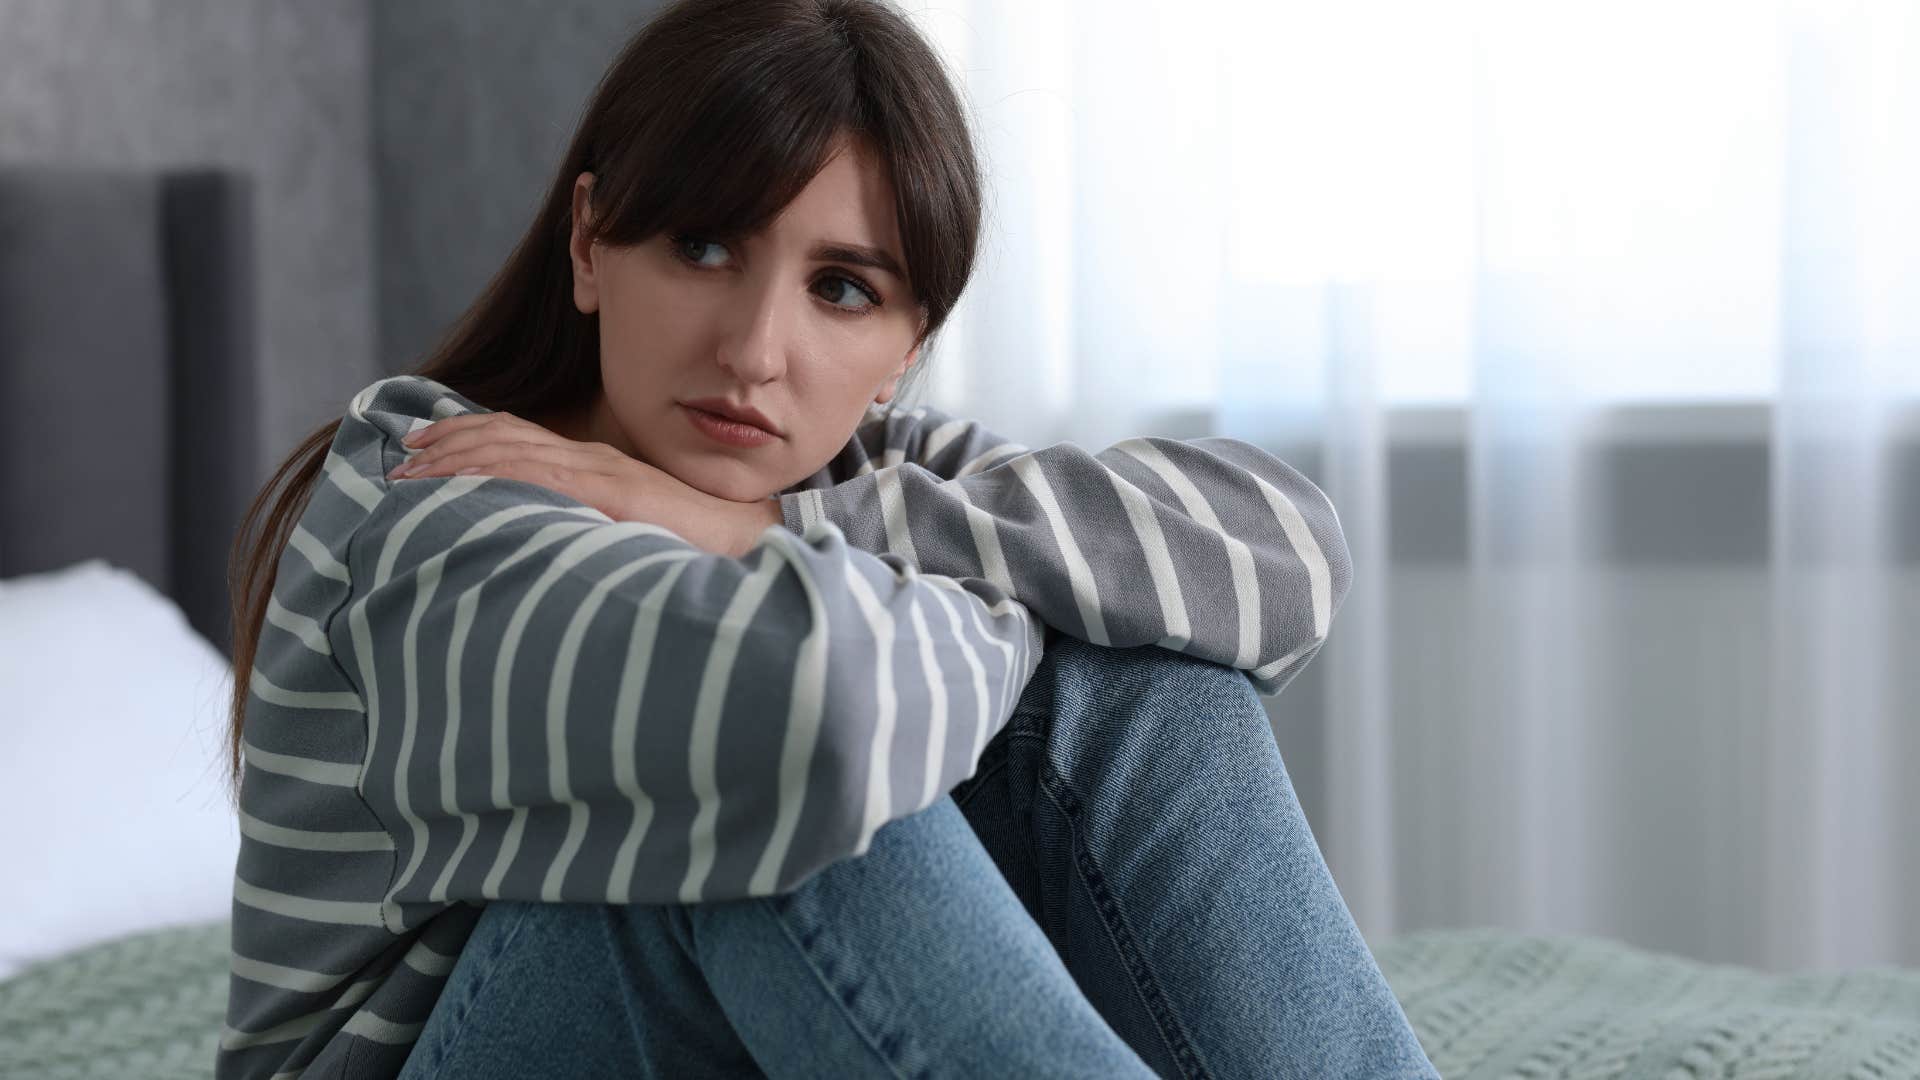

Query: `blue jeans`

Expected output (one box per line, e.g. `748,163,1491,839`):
395,638,1438,1078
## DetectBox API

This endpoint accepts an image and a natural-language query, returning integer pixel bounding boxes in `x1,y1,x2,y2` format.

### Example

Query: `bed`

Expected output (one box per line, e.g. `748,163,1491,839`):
5,917,1919,1079
4,165,1917,1079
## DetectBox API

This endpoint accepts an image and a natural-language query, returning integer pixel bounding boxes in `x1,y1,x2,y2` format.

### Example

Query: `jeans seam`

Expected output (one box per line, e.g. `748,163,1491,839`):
1032,752,1217,1080
757,896,915,1080
411,902,531,1078
598,906,655,1066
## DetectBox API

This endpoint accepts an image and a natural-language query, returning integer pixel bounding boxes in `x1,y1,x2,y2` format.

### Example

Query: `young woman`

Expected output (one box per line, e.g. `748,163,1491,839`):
219,1,1437,1077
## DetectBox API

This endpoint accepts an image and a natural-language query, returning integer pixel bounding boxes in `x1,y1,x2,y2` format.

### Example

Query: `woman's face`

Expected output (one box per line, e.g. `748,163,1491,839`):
558,136,926,504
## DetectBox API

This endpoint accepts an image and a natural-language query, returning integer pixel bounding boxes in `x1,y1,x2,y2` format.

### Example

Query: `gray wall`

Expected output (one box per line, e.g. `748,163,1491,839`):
372,1,657,372
0,0,375,479
0,0,672,467
0,0,670,465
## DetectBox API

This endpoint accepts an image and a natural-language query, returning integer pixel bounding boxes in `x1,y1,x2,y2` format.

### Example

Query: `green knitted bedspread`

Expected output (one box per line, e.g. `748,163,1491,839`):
1373,927,1920,1078
2,920,1916,1078
0,919,227,1080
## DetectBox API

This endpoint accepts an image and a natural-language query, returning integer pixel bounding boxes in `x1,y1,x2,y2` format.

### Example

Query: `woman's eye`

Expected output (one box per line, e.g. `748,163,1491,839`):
670,233,728,267
816,274,880,314
669,233,880,316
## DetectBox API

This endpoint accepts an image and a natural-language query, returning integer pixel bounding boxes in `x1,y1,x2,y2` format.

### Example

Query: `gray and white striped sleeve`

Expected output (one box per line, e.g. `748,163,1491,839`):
782,402,1353,698
332,469,1043,907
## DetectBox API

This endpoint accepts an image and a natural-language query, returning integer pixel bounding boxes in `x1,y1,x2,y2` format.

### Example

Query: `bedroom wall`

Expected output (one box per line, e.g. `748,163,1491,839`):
0,1,661,469
371,2,660,372
0,0,375,480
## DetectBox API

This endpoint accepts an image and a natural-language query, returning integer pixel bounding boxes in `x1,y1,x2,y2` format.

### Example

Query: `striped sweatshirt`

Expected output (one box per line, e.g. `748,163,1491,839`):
218,373,1351,1080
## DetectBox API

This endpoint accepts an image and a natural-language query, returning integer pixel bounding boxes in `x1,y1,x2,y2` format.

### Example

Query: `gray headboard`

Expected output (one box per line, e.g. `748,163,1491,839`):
0,166,260,655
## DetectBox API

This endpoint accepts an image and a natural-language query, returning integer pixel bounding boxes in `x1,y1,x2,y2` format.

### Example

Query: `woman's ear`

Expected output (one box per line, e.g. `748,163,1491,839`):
874,343,919,405
875,311,928,404
569,173,599,315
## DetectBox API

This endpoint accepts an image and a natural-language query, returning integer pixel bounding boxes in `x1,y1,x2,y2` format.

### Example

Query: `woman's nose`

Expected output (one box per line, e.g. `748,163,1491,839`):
716,280,796,382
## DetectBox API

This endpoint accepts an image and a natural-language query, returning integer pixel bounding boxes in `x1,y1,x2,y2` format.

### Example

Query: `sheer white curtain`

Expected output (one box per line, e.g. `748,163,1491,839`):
900,0,1919,971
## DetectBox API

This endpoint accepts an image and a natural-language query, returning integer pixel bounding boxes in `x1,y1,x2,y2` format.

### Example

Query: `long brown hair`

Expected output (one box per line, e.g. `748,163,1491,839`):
223,0,985,801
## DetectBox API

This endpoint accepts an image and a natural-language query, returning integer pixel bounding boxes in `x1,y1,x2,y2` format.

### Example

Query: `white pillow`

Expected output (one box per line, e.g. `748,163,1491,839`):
0,558,239,979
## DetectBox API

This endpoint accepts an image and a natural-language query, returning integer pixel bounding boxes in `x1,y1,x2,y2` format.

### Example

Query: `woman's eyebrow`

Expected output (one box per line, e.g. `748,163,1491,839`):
812,241,904,282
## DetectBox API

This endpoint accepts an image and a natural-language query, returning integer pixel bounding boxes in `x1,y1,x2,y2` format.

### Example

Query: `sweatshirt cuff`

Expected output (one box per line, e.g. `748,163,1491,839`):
780,473,890,553
778,489,821,537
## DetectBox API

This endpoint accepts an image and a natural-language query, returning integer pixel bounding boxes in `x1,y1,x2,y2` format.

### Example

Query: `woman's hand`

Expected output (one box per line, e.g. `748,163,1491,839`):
388,411,784,559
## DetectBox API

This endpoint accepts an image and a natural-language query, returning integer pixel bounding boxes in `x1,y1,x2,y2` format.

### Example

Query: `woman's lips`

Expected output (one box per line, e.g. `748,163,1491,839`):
681,403,778,447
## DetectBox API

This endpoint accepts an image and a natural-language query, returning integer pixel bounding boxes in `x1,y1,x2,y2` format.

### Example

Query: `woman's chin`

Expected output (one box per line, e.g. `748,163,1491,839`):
673,462,779,506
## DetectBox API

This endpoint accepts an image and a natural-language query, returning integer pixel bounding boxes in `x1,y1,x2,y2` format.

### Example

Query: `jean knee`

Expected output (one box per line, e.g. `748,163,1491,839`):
680,796,977,932
1015,636,1273,753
